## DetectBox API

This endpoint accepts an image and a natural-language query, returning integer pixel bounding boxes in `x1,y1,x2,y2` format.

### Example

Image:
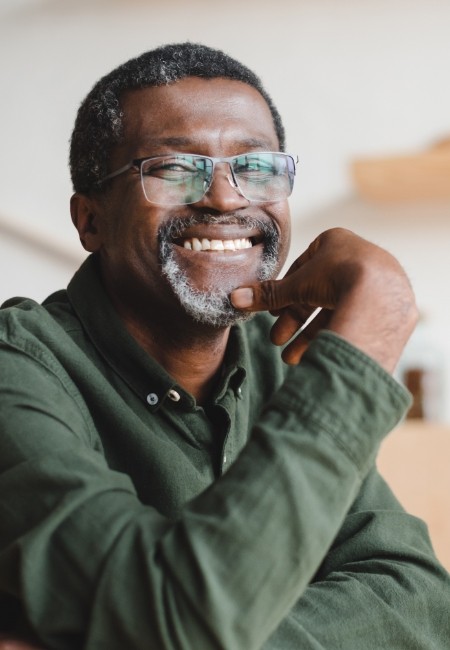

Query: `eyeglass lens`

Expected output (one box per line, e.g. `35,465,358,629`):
139,153,295,205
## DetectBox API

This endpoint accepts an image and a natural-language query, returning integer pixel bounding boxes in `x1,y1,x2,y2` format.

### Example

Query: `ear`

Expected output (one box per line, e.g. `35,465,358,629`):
70,193,103,252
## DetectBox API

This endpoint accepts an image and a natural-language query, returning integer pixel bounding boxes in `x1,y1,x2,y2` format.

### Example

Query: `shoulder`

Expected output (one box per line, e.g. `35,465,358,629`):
0,290,76,351
0,293,98,446
0,291,83,385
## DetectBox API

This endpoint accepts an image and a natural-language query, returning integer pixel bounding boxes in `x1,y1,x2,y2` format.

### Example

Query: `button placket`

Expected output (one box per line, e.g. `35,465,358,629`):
215,403,232,475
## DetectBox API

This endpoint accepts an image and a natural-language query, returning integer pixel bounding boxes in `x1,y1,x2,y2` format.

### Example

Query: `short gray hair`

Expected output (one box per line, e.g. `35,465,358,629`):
69,42,286,195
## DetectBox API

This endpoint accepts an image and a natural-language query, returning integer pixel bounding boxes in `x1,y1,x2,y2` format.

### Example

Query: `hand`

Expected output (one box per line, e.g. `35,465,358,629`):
231,228,418,373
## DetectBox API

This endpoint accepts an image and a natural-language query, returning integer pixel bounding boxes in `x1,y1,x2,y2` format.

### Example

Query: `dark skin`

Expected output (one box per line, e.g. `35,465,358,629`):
1,78,418,650
231,227,418,373
71,78,291,403
70,77,417,404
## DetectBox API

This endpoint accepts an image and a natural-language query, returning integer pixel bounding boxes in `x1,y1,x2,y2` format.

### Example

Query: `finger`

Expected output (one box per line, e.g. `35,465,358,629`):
281,335,310,365
299,307,332,340
230,263,318,313
230,236,324,312
280,308,332,364
230,232,338,314
230,278,293,313
270,305,317,346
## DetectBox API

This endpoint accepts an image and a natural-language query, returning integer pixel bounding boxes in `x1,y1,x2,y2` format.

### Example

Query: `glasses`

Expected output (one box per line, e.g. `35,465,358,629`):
100,151,297,205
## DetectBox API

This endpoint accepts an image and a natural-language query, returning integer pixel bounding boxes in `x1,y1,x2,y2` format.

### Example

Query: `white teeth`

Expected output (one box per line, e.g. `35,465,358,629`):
181,237,253,251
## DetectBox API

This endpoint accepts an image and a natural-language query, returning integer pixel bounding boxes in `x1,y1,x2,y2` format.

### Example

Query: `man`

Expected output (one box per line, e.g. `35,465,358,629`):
0,42,448,650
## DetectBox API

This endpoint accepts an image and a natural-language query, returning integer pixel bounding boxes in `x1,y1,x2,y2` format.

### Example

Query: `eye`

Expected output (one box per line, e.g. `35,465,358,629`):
234,155,274,172
141,156,199,179
233,156,275,183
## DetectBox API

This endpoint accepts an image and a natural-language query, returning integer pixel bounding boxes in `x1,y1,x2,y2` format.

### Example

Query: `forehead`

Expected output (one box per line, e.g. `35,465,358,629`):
118,77,280,156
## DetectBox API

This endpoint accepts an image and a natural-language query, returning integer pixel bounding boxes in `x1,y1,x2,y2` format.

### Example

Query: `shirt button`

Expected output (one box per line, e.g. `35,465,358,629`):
146,392,159,406
168,389,181,402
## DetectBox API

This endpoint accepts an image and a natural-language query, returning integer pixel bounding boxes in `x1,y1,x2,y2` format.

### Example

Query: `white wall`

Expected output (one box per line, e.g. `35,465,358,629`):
1,0,450,415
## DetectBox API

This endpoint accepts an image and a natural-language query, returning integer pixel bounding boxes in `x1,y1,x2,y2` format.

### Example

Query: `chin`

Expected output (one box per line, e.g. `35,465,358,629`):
162,253,257,328
158,218,282,327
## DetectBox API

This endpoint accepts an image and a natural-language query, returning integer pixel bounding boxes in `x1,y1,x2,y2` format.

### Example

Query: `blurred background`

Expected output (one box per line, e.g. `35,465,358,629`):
0,0,449,567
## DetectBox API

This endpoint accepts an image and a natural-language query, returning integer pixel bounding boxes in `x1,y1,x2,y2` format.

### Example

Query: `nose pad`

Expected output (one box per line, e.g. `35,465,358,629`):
225,172,243,195
198,166,249,210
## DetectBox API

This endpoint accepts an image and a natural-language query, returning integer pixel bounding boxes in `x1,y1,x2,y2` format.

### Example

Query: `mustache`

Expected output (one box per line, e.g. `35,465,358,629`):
158,213,279,242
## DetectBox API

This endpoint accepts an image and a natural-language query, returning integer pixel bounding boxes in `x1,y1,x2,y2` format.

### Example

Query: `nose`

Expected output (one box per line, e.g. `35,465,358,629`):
195,162,250,212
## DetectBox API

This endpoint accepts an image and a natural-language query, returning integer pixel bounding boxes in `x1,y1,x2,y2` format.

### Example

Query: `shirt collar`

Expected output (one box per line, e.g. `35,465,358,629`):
66,254,247,411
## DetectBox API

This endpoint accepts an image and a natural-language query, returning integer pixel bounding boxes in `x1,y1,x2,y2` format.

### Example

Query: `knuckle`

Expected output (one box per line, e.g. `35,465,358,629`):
259,280,281,310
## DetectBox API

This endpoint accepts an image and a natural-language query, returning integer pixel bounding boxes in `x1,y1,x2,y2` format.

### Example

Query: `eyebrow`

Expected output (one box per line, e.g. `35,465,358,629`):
139,136,277,150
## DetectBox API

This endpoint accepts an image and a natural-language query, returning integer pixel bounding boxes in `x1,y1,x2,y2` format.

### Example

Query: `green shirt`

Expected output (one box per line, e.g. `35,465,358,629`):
0,255,448,649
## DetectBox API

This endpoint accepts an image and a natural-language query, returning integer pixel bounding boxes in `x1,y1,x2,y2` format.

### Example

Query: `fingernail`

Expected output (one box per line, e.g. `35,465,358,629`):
231,287,254,308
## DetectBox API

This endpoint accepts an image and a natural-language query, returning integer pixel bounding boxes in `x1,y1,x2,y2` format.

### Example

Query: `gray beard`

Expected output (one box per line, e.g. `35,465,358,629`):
158,214,280,327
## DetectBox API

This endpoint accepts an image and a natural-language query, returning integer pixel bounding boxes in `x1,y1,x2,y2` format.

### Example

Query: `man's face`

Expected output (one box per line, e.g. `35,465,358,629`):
89,77,291,327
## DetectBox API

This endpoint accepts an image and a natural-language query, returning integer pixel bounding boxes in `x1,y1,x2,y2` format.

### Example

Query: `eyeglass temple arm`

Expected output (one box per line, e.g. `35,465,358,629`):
101,161,136,184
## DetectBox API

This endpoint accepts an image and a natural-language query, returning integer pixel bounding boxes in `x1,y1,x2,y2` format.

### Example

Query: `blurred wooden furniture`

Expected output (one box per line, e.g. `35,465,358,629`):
352,137,450,202
377,420,450,571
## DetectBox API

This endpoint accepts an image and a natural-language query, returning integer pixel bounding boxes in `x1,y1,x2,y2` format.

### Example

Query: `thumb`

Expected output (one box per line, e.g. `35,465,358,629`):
230,278,293,312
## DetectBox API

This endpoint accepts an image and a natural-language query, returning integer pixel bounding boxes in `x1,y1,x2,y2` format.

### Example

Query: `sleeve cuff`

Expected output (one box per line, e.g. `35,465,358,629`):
269,330,412,472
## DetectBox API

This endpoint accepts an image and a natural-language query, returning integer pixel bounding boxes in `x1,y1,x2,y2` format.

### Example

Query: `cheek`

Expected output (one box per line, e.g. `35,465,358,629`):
268,202,291,266
281,220,291,262
105,196,163,254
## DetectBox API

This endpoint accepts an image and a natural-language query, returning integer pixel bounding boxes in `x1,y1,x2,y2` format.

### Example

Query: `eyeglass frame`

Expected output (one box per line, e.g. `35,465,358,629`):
99,151,298,205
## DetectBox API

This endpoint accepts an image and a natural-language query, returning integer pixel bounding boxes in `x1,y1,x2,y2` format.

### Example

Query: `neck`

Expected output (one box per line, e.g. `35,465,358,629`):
117,303,231,405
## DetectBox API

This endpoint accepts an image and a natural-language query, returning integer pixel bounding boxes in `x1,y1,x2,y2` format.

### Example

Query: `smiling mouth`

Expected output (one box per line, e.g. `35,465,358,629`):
178,236,256,252
163,215,270,258
160,217,281,287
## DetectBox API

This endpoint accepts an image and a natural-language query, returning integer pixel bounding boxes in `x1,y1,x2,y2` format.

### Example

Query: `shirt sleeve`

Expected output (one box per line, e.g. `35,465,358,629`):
263,466,450,649
1,330,447,650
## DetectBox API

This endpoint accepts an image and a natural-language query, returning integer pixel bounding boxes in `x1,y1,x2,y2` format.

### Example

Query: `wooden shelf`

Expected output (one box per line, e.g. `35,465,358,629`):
352,138,450,203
